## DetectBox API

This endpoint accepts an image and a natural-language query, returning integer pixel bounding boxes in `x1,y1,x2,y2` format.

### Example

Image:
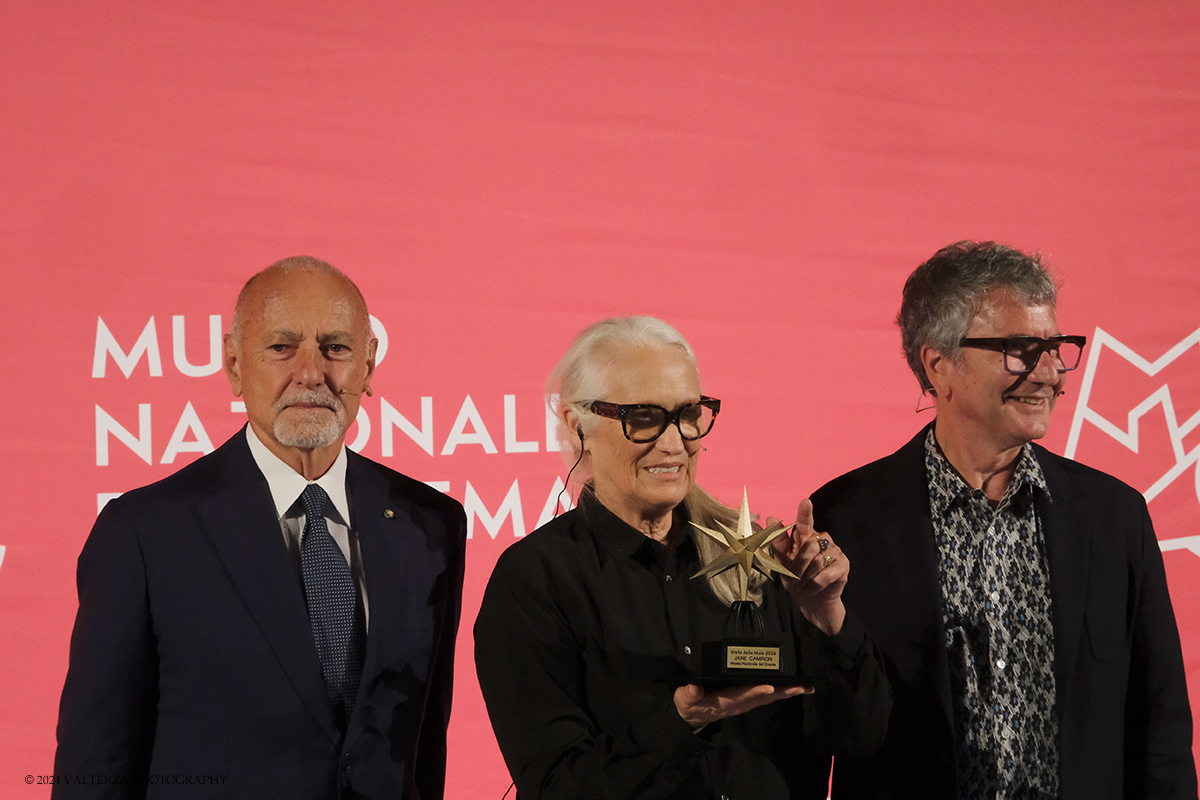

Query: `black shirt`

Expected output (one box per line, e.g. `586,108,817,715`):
474,494,890,800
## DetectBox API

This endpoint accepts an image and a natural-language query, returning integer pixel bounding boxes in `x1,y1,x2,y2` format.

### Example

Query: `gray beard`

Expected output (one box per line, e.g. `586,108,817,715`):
274,415,343,449
272,392,346,449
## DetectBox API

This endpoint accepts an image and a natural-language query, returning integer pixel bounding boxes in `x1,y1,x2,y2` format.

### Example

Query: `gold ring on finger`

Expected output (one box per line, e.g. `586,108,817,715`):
821,553,835,568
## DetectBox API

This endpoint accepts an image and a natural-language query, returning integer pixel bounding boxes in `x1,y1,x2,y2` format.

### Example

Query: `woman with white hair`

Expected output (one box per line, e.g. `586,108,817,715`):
475,316,889,799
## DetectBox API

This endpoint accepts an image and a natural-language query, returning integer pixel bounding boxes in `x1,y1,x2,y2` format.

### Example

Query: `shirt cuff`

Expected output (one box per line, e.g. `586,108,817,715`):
802,611,868,672
627,691,711,754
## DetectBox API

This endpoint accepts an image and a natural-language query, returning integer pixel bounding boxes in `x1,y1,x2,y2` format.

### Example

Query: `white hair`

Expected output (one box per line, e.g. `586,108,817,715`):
546,315,697,463
546,316,764,605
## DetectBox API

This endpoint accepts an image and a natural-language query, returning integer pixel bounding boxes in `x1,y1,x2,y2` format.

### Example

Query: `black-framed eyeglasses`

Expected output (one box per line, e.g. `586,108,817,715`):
585,397,721,443
958,335,1087,375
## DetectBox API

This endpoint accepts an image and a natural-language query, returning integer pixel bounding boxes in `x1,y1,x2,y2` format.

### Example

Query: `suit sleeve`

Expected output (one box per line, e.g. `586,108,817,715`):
1124,502,1197,799
53,500,158,800
413,503,468,800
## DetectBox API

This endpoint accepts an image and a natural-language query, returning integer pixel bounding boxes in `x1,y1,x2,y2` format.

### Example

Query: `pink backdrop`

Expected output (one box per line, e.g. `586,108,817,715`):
3,2,1199,796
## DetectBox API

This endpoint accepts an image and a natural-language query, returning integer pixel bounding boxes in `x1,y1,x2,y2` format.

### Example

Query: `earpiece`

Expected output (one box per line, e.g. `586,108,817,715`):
576,425,584,442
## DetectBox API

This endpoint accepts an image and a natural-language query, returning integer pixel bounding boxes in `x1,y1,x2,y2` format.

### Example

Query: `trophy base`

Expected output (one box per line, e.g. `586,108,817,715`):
691,637,817,687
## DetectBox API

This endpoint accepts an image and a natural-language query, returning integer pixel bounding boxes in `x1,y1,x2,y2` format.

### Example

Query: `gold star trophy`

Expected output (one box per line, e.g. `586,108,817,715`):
690,488,800,684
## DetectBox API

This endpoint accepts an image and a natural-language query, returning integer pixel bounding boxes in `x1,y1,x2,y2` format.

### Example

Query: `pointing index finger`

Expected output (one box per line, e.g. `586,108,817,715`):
794,498,816,539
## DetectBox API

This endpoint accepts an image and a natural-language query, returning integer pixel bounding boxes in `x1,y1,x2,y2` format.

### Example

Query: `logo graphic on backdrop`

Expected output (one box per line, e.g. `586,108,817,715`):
1065,326,1200,556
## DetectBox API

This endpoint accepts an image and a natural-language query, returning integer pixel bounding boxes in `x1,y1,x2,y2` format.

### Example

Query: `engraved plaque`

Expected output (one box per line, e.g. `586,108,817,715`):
726,644,781,671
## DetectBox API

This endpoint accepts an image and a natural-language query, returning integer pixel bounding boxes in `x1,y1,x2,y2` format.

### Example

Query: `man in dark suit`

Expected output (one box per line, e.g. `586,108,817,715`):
54,256,467,799
812,241,1195,799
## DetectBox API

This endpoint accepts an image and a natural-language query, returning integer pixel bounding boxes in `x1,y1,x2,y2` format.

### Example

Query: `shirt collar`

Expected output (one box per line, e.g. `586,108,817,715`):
578,488,681,563
245,425,351,524
924,428,1050,517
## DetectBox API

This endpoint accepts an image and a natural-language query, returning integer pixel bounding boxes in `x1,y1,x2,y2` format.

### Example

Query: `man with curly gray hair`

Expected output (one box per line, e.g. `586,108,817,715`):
811,240,1195,799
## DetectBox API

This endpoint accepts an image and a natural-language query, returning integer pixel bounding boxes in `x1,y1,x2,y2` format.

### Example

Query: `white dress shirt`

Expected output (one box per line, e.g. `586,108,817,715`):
245,426,369,628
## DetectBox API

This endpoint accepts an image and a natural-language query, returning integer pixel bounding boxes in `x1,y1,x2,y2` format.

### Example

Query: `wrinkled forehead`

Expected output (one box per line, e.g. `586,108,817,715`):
261,290,359,325
247,274,371,339
591,342,701,401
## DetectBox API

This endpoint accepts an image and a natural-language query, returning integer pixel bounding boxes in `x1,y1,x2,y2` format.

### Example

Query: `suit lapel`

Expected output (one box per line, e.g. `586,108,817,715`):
194,434,341,743
343,454,446,748
881,430,956,730
1035,446,1089,707
835,428,955,731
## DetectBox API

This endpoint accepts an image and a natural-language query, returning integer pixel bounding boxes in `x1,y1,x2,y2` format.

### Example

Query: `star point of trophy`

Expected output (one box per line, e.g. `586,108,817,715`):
690,488,800,599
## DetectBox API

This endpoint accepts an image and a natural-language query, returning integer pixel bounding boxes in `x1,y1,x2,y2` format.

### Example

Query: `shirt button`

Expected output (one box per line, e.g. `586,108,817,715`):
665,575,672,582
997,659,1006,670
1002,727,1012,739
684,646,692,655
990,591,999,602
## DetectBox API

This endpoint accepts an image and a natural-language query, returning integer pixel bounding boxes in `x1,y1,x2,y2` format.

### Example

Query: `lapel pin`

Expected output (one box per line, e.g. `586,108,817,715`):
383,509,395,519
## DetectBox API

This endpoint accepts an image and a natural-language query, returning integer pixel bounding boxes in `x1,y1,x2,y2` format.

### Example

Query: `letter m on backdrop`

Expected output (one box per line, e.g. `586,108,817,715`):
93,317,162,378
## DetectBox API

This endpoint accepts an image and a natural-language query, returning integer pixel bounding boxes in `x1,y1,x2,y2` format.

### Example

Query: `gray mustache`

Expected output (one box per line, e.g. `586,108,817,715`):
278,390,340,411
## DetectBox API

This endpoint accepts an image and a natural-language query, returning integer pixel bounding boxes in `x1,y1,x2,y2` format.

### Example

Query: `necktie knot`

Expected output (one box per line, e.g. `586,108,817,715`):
301,483,331,523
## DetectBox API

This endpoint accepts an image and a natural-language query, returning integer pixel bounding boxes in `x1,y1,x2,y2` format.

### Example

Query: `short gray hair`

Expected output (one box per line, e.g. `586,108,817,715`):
546,316,697,459
898,241,1057,393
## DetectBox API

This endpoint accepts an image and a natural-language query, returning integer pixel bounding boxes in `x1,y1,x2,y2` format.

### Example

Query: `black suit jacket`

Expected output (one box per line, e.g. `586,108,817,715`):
811,427,1195,800
54,429,467,799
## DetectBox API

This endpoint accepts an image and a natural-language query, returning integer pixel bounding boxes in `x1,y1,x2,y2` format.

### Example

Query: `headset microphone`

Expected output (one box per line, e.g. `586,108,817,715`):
551,425,588,520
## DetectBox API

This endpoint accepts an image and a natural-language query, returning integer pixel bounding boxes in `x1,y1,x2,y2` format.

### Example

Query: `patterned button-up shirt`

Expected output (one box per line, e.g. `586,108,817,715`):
924,429,1059,799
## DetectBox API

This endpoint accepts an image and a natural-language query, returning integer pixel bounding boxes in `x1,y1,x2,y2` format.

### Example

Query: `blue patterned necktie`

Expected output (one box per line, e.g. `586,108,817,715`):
300,483,365,731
